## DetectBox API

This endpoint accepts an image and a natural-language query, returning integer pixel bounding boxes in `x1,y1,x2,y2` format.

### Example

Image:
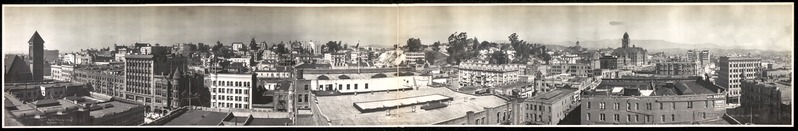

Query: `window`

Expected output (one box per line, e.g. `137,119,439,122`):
671,114,675,121
339,84,342,90
600,114,606,121
586,113,590,120
659,103,664,110
661,115,666,122
672,102,676,110
319,85,323,90
347,84,350,90
614,103,619,110
646,115,651,122
354,84,358,90
705,101,709,108
627,114,631,122
365,83,369,89
635,115,639,122
244,97,248,102
627,103,631,110
688,101,693,108
305,85,309,90
635,103,640,110
244,89,248,95
599,102,605,109
587,102,591,109
647,103,652,110
614,114,620,122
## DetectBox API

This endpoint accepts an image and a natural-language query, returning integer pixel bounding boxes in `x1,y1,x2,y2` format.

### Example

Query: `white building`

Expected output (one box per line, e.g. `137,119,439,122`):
50,64,75,82
61,53,76,64
457,62,524,88
228,57,251,67
404,52,426,66
232,42,245,51
208,73,254,110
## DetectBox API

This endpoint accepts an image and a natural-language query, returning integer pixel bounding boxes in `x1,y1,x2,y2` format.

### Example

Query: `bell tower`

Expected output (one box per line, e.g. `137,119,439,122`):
29,31,45,81
621,32,630,48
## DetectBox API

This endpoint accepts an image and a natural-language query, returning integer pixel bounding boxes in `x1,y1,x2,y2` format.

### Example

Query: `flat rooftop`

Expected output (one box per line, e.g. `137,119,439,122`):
526,88,578,104
589,78,724,96
4,81,84,90
315,87,507,125
89,101,141,118
353,94,453,113
164,110,230,125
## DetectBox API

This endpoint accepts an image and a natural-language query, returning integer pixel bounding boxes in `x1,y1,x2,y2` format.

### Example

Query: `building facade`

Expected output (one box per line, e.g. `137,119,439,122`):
581,78,730,125
458,63,524,88
739,79,791,124
716,56,761,106
522,88,580,125
611,32,648,67
655,62,700,76
208,73,254,110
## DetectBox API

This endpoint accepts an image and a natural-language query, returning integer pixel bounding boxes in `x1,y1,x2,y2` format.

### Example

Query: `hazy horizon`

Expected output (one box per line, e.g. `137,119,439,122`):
3,4,793,54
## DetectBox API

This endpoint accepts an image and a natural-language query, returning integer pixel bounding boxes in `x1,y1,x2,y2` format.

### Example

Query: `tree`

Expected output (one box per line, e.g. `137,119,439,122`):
490,51,508,64
480,41,491,50
250,38,259,51
425,51,437,65
212,41,223,53
471,37,480,50
325,41,340,53
431,41,441,51
406,38,423,52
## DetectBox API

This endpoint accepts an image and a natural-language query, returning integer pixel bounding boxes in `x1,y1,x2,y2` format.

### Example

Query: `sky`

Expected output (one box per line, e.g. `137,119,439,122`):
3,4,794,54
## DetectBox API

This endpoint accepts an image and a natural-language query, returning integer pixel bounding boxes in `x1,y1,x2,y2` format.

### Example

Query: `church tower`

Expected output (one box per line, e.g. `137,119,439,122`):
621,32,630,48
29,31,45,81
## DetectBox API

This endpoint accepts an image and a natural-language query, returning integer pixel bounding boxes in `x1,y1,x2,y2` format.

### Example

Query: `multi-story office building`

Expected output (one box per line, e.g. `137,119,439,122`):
655,62,700,76
51,64,75,82
458,63,523,88
599,55,619,70
687,50,711,67
73,64,125,98
124,54,186,111
581,77,730,125
716,56,761,106
549,63,594,77
208,73,254,110
739,79,791,124
522,88,580,125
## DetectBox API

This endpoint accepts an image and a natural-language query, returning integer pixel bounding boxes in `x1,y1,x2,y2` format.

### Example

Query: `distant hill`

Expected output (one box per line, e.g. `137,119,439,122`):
549,39,747,51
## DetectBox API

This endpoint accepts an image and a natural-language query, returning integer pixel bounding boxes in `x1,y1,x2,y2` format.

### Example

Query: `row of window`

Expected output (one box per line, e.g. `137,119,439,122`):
587,113,709,123
317,83,369,90
212,88,249,95
587,101,714,110
212,95,249,102
212,80,251,87
213,102,249,109
526,104,549,112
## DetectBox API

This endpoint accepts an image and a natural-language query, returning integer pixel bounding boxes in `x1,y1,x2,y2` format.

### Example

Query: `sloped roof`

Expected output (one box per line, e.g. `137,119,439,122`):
28,31,45,44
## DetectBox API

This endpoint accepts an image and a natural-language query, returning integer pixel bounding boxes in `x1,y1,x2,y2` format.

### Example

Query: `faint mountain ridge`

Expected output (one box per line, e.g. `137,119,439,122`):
548,39,767,51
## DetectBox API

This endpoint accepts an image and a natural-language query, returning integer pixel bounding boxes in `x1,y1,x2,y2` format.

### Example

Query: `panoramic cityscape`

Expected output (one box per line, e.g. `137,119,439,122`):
2,4,793,127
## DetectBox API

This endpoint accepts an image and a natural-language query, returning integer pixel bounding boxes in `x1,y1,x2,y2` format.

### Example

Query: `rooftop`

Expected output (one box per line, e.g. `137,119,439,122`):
88,101,141,118
247,118,293,126
315,87,507,125
526,88,578,104
588,78,724,97
164,110,231,125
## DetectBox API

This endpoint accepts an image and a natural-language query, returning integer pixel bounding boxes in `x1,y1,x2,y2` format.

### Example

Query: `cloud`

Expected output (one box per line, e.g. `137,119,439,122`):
609,21,624,26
